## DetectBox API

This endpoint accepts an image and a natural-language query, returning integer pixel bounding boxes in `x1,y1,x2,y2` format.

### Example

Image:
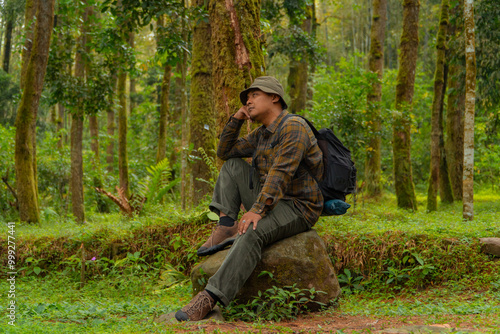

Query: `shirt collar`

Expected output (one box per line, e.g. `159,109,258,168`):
264,110,289,134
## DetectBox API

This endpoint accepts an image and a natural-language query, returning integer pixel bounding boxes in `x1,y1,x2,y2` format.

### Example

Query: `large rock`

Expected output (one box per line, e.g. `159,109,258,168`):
479,237,500,257
191,229,340,310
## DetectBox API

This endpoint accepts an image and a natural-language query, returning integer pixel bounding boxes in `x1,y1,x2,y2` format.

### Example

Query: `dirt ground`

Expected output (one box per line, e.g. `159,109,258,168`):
182,313,488,333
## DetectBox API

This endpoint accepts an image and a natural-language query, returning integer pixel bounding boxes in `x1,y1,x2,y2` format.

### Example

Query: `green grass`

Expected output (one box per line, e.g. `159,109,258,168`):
2,274,499,333
317,192,500,238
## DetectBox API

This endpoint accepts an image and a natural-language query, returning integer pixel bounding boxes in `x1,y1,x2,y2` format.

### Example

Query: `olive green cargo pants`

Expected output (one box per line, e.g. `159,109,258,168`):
206,158,311,306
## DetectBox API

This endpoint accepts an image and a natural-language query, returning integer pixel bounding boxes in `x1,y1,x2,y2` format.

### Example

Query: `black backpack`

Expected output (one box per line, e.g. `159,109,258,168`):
275,114,357,202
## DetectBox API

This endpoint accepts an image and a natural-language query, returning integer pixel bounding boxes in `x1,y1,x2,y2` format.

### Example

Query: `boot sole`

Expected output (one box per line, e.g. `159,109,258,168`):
197,237,237,257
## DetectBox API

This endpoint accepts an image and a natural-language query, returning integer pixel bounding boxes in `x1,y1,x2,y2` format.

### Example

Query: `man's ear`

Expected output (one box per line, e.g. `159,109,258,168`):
271,94,280,103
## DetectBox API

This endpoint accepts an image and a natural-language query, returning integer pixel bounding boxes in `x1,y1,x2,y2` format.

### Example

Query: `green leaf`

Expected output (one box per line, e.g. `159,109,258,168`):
207,212,219,221
34,267,42,275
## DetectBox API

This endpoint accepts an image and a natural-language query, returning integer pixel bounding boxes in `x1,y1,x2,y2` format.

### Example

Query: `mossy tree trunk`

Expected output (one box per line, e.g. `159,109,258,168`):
106,75,117,173
427,0,449,212
190,0,216,206
438,61,454,204
14,0,55,223
20,0,36,89
445,2,465,202
365,0,387,198
287,3,314,114
2,13,13,73
463,0,476,220
156,63,172,163
392,0,419,211
70,2,89,223
209,0,266,142
129,32,136,115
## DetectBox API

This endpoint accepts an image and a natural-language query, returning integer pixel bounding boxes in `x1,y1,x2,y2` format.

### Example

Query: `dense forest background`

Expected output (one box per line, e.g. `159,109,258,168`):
0,0,499,224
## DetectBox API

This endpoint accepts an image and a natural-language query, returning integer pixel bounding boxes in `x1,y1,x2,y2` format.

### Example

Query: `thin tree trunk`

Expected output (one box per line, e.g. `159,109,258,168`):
129,32,136,115
117,71,129,198
439,60,454,204
179,1,190,210
2,15,13,73
463,0,476,220
287,4,313,114
445,1,465,202
392,0,419,210
57,104,64,149
70,3,89,223
190,0,215,206
427,0,449,212
156,64,172,163
106,75,117,173
20,0,36,89
14,0,55,223
365,0,387,198
209,0,266,141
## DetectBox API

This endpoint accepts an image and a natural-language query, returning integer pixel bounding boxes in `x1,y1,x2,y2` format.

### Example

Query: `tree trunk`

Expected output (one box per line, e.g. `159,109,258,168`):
392,0,419,210
287,4,313,114
463,0,476,220
117,71,129,198
209,0,266,141
20,0,36,89
438,61,454,204
179,1,190,210
106,75,117,173
445,1,465,202
156,64,172,163
427,0,449,212
57,104,64,149
70,3,89,224
14,0,55,223
129,32,136,115
190,0,216,206
365,0,387,198
2,15,13,73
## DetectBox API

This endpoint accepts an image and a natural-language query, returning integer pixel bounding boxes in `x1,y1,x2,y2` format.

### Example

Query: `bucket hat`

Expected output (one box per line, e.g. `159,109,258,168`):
239,76,288,110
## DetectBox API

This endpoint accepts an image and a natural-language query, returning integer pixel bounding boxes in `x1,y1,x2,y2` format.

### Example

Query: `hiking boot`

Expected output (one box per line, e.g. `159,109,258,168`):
197,222,238,257
175,290,216,322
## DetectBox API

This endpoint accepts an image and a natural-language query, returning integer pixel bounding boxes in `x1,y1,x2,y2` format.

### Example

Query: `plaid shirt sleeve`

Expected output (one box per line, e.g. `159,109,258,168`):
249,119,314,218
217,116,258,160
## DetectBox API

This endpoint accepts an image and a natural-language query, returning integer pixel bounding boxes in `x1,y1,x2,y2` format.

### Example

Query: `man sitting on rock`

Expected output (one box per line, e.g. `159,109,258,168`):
175,76,324,322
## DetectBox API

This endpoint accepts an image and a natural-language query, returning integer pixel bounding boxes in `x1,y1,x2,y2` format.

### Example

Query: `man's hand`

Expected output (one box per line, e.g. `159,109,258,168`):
234,106,253,122
238,211,262,235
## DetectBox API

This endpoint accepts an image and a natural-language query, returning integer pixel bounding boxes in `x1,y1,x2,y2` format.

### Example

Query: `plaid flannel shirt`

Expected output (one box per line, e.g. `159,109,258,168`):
217,110,324,225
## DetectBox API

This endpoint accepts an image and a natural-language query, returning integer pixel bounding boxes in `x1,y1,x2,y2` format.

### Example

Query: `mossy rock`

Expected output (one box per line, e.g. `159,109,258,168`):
191,229,341,310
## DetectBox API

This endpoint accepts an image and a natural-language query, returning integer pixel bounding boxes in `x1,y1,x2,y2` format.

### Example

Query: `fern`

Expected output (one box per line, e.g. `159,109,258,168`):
139,158,180,205
196,147,219,189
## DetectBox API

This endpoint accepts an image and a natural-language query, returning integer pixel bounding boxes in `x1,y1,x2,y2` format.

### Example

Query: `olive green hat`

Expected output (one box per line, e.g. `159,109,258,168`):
239,76,288,110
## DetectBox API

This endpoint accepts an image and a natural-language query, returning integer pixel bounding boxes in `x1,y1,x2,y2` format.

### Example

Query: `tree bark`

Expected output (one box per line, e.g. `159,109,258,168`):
20,0,36,89
179,1,190,210
129,32,136,115
117,70,129,199
70,3,89,223
190,0,216,206
57,104,64,149
14,0,55,223
287,4,313,114
2,15,13,73
156,63,172,163
209,0,266,143
427,0,449,212
365,0,387,198
438,61,454,204
463,0,476,220
392,0,419,210
106,75,117,173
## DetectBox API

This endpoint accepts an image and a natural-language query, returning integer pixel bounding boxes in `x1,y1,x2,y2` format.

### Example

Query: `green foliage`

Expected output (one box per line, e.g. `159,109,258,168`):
0,125,16,218
224,282,326,322
337,269,364,294
0,70,20,125
135,158,180,209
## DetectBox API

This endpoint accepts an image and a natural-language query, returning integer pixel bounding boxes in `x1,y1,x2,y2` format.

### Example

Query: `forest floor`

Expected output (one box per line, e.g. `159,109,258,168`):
1,192,499,333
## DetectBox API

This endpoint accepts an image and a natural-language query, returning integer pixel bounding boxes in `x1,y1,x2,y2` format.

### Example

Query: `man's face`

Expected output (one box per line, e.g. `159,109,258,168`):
246,89,277,122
